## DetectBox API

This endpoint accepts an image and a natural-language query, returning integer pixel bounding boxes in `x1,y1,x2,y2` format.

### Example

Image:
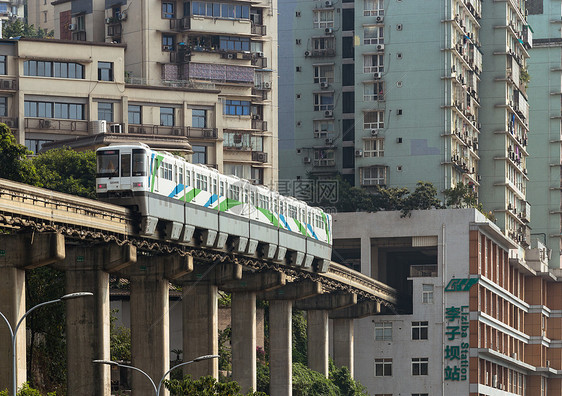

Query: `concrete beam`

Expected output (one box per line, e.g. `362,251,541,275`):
164,254,193,280
220,271,286,293
182,282,218,379
258,280,322,301
103,243,137,273
329,300,381,319
5,232,65,269
64,245,111,396
214,262,243,284
130,256,169,396
293,293,357,311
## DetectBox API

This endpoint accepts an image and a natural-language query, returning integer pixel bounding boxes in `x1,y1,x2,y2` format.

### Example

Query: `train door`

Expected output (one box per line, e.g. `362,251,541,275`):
120,150,131,190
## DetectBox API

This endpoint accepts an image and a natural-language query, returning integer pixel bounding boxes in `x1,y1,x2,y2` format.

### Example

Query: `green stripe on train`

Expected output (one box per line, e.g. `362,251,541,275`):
322,212,330,243
219,199,243,212
294,219,308,236
257,207,279,228
182,188,201,202
150,155,164,193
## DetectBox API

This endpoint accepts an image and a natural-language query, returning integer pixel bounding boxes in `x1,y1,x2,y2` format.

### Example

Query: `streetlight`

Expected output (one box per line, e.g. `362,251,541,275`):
0,292,94,396
94,354,219,396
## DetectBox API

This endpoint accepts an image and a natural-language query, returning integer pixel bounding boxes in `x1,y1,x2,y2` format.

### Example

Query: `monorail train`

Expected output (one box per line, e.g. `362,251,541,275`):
96,143,332,272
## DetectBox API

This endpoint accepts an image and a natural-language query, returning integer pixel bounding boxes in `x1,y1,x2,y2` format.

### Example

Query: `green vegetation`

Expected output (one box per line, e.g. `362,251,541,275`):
110,309,131,362
2,20,54,39
0,382,56,396
164,375,266,395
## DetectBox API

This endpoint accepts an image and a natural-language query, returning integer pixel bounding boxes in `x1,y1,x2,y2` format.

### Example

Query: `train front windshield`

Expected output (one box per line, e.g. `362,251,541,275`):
97,150,119,177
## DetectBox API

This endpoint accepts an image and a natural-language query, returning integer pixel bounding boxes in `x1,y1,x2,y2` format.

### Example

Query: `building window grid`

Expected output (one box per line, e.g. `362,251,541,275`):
364,138,384,157
412,357,428,376
361,166,386,186
374,358,392,377
97,102,113,122
160,107,175,126
224,100,250,116
313,120,334,138
192,109,207,128
192,1,250,20
0,97,7,117
313,65,335,83
25,100,84,120
0,56,6,75
364,111,384,129
98,62,113,81
313,10,334,28
364,0,384,16
364,54,384,73
412,321,428,340
162,2,174,18
364,81,384,101
374,321,392,341
422,284,434,304
312,37,336,50
24,60,84,79
162,34,175,51
128,105,141,124
314,93,334,111
364,26,384,45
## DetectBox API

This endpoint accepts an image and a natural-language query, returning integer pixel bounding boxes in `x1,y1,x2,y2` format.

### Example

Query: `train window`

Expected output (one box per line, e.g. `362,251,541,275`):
185,170,190,186
307,212,312,225
212,178,218,195
288,205,297,219
219,181,225,196
179,167,184,185
196,173,208,191
228,185,240,201
243,189,249,203
162,163,173,180
121,154,131,177
132,150,146,176
250,191,255,206
96,150,119,177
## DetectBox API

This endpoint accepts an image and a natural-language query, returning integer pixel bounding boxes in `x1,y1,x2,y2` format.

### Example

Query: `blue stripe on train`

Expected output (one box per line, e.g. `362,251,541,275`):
279,214,291,231
204,194,219,208
168,184,185,198
307,224,319,240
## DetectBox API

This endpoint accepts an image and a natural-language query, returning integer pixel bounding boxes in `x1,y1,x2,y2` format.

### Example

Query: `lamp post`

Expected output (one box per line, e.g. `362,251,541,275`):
0,292,94,396
94,354,219,396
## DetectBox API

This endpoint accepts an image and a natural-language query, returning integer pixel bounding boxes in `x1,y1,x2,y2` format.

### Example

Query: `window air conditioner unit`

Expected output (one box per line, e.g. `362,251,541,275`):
492,375,498,388
303,156,311,164
256,51,264,58
304,50,311,57
355,149,363,157
118,11,127,21
227,53,234,59
109,123,122,133
105,17,112,24
373,72,382,79
320,81,329,89
324,0,333,7
324,110,333,117
39,119,52,128
325,27,333,35
263,81,271,89
325,138,334,145
90,120,107,133
68,24,77,31
371,129,379,136
376,16,384,23
377,44,385,51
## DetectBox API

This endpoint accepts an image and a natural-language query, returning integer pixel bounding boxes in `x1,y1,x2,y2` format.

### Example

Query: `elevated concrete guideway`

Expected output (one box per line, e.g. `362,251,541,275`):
0,178,398,395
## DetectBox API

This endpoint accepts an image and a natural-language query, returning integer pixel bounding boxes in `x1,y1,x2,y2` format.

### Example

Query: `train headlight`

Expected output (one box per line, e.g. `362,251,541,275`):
97,183,107,189
133,182,143,188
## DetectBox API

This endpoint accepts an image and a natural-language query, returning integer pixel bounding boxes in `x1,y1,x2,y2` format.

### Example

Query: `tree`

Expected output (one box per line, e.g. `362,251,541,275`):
2,20,54,39
164,375,266,396
443,182,478,208
0,123,38,184
400,181,442,217
31,148,97,198
110,309,131,362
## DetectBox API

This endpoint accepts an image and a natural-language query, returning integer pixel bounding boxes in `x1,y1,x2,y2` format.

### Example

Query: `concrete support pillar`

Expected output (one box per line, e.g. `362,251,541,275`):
0,265,26,393
65,246,111,396
332,318,354,377
0,232,65,393
130,257,169,396
307,310,329,377
182,282,218,379
231,291,256,393
269,300,292,396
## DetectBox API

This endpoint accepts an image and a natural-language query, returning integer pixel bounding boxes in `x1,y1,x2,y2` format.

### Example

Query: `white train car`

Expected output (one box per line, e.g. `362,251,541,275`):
96,144,332,272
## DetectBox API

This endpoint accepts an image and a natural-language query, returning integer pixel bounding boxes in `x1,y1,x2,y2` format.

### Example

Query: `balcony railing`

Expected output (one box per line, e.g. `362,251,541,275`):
127,125,218,138
170,17,190,31
0,78,16,90
0,117,17,129
251,119,267,131
107,23,122,38
72,30,86,41
251,24,266,35
409,265,438,277
25,118,89,133
251,57,268,68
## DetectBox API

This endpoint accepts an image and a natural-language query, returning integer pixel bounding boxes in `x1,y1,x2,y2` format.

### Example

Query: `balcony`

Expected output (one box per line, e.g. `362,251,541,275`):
251,119,267,131
170,50,191,63
307,48,336,57
170,17,190,31
251,88,268,101
72,30,86,41
107,22,122,38
251,57,268,68
0,78,16,91
251,24,266,36
187,127,218,139
127,124,218,139
0,117,17,129
25,118,89,133
409,265,438,277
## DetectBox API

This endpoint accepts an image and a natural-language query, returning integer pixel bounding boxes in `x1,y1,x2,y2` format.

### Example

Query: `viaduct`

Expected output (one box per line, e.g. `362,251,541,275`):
0,178,398,395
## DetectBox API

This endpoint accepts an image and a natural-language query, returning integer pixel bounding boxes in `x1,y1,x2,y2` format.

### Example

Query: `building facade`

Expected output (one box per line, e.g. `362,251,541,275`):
21,0,278,187
279,0,531,244
333,209,562,396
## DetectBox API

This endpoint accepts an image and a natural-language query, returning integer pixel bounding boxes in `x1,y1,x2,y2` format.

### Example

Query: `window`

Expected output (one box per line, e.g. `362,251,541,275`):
224,100,250,116
0,55,6,75
192,1,249,19
422,284,434,304
224,131,251,149
374,358,392,377
192,109,207,128
364,26,384,45
76,14,85,31
162,2,175,18
364,138,384,157
313,120,334,138
412,321,428,340
219,36,250,51
364,82,384,101
364,54,384,73
128,105,141,124
313,149,335,166
0,97,7,116
98,62,113,81
161,162,173,180
192,145,207,164
412,358,428,376
25,139,52,154
195,173,208,191
25,100,85,120
364,110,384,129
24,60,85,79
314,93,334,111
314,64,335,83
43,11,47,23
374,321,392,341
162,35,175,51
412,394,429,396
361,166,386,186
98,102,113,122
312,37,335,51
160,107,175,126
313,10,334,28
364,0,384,16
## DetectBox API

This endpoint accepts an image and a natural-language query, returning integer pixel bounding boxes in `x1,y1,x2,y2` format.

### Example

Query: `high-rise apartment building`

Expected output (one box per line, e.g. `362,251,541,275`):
525,0,562,269
279,0,531,244
21,0,278,187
